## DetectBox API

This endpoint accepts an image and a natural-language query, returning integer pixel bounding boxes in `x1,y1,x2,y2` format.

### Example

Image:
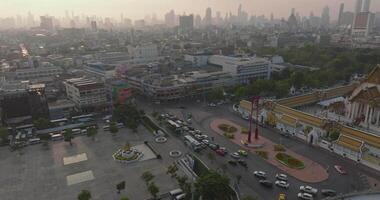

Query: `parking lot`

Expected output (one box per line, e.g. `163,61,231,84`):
0,125,180,200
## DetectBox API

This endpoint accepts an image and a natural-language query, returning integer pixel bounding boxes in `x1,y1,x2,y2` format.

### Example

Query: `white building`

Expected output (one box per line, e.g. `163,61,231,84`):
127,43,159,64
84,63,117,81
14,66,62,80
63,78,108,112
208,55,271,84
184,53,211,67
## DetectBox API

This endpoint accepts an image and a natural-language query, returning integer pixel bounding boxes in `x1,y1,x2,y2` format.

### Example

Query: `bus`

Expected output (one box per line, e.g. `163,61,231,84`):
51,133,64,141
50,118,69,126
167,120,182,134
184,135,202,151
72,114,95,123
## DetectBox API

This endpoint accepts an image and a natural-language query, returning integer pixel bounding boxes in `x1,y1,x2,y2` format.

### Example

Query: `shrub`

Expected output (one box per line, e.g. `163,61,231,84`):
223,132,234,139
275,153,305,169
241,127,249,134
274,144,286,152
255,151,268,160
218,124,237,133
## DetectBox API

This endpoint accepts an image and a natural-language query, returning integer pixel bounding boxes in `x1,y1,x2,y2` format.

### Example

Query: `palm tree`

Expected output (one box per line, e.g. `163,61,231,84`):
110,122,119,135
78,190,91,200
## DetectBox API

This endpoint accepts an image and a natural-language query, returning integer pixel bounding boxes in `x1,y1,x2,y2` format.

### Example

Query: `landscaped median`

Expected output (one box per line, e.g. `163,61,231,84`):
275,153,305,169
210,118,329,183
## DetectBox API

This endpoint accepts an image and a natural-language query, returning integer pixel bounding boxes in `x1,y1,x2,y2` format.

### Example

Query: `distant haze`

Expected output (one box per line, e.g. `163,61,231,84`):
2,0,379,19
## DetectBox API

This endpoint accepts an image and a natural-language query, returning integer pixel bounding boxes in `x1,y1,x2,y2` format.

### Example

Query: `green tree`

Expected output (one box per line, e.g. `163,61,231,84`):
195,170,234,200
0,127,9,143
77,190,91,200
120,197,130,200
147,182,159,199
33,118,52,130
63,129,74,146
86,127,97,140
110,122,119,135
141,171,154,183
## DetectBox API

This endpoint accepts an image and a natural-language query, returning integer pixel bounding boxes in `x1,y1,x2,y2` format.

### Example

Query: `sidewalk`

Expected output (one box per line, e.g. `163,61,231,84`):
210,118,329,183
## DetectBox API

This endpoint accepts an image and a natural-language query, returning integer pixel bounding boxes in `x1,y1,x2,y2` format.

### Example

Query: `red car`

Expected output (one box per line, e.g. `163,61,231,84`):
216,148,227,156
334,165,347,174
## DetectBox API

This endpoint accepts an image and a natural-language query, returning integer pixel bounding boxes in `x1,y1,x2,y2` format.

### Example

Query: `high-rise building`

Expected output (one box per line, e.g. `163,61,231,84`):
338,3,344,26
355,0,363,13
363,0,371,12
40,16,53,31
165,10,176,27
352,12,375,37
204,7,212,26
90,21,97,31
179,14,194,32
321,6,330,28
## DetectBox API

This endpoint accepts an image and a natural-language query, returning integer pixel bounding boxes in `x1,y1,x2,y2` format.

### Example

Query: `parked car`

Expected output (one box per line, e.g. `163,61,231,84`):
334,165,347,174
230,152,241,159
276,173,288,181
253,171,266,179
238,159,247,167
259,180,273,188
299,186,318,195
238,149,248,157
297,193,313,200
208,143,218,150
275,181,289,189
202,139,209,145
228,160,237,166
321,189,337,197
216,148,227,156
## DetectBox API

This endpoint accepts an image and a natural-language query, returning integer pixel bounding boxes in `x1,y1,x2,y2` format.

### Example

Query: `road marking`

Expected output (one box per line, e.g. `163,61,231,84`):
63,153,88,165
66,170,94,186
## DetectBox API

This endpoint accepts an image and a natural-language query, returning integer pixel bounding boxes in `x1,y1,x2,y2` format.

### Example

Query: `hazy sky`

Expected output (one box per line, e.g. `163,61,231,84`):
2,0,380,20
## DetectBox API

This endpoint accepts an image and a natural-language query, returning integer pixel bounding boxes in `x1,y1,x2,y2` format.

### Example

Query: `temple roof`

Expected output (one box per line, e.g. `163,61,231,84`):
366,65,380,85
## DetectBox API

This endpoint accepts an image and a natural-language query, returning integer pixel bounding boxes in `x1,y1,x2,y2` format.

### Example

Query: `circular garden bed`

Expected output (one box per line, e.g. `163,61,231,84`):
275,153,305,169
218,124,238,133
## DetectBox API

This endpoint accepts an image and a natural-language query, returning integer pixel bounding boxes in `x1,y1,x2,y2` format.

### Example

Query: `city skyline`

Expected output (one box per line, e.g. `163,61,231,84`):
2,0,380,21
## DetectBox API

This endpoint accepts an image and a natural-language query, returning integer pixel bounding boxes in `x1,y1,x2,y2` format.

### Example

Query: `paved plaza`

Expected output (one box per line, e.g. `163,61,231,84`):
0,126,180,200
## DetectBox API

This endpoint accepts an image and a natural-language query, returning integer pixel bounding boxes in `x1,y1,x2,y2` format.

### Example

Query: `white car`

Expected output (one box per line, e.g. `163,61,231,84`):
275,180,289,189
298,192,313,200
276,173,288,181
202,139,209,145
253,171,266,179
300,186,318,195
230,152,240,159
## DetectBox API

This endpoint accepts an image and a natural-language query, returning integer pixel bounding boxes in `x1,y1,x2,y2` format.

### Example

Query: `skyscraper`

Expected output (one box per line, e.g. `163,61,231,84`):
40,16,54,31
338,3,344,26
362,0,371,12
355,0,363,14
165,10,176,27
321,6,330,28
179,14,194,32
204,7,212,26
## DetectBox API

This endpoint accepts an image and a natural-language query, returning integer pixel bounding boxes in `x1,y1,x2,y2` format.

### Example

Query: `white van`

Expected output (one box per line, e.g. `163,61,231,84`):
103,125,110,131
72,129,81,135
29,138,41,145
169,188,183,197
51,134,64,141
175,193,186,200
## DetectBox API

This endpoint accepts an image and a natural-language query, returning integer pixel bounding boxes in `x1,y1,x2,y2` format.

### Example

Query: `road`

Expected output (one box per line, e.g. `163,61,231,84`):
138,98,380,200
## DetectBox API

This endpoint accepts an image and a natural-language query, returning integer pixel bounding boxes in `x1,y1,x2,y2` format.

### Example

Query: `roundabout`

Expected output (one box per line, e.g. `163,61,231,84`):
169,150,182,158
155,137,167,143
